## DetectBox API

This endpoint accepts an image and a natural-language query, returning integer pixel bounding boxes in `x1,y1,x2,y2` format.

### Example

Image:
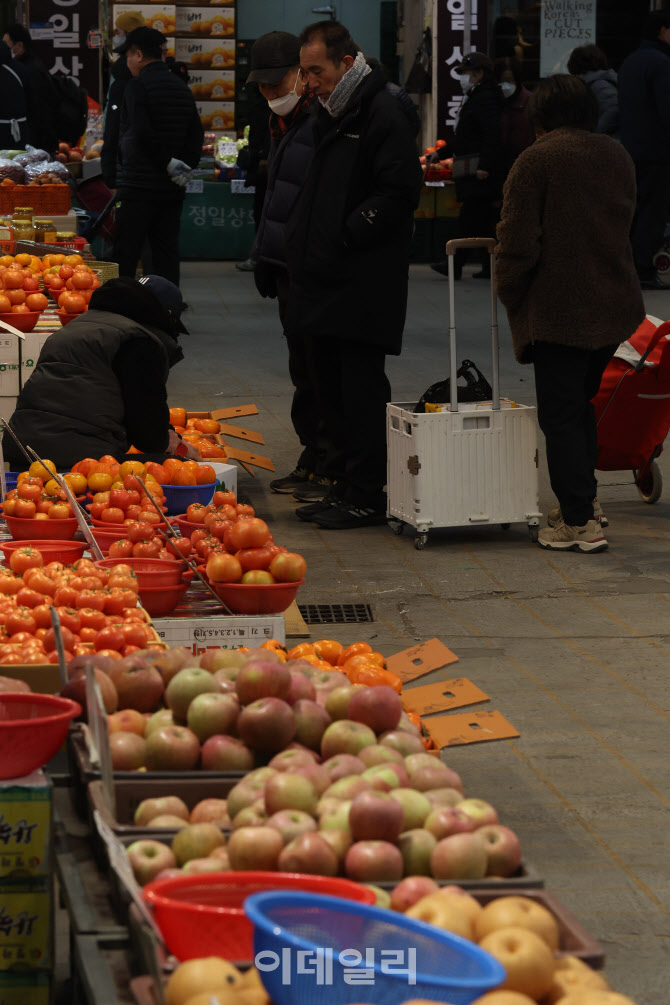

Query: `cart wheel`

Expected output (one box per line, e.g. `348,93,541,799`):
635,461,663,504
500,523,511,530
388,519,404,536
528,525,539,542
414,533,428,550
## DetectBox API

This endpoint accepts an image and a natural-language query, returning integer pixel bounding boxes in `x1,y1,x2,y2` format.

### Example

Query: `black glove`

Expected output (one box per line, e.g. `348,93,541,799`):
254,261,277,299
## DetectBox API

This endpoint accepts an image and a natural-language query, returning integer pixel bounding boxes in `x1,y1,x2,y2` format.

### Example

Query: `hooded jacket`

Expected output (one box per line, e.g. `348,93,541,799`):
4,279,183,468
285,64,422,356
580,68,619,136
0,41,27,149
13,48,58,152
101,53,132,187
618,39,670,161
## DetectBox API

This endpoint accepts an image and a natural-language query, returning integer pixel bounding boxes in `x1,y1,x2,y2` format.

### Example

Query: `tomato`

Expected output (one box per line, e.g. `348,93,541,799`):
108,539,134,559
53,585,78,607
186,503,207,524
2,499,16,516
17,481,42,502
103,589,127,615
166,536,192,559
75,590,106,611
9,547,43,575
132,539,162,559
195,536,220,560
122,608,145,621
241,570,275,584
60,291,87,314
236,547,273,572
32,604,54,630
22,649,48,665
125,521,155,544
78,608,107,631
55,607,81,634
78,626,98,643
0,575,21,596
48,649,73,664
90,492,111,507
122,622,150,648
70,576,100,592
236,504,255,518
101,507,125,524
6,609,37,636
89,503,106,520
94,625,124,652
107,572,138,591
206,552,242,583
7,631,36,645
138,511,162,525
14,498,36,519
207,519,231,541
15,587,46,609
229,518,270,551
212,490,236,507
190,528,208,546
269,552,307,583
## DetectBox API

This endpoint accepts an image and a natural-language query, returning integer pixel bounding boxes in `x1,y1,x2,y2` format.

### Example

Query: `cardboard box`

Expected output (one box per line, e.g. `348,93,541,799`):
0,879,52,971
196,101,235,132
189,69,235,100
176,5,234,36
0,332,19,396
0,972,51,1004
150,614,285,652
18,330,50,388
113,4,175,34
0,772,51,881
0,398,17,434
175,37,234,68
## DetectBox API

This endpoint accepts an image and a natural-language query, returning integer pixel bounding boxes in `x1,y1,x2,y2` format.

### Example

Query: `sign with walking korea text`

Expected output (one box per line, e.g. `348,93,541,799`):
436,0,487,141
540,0,596,76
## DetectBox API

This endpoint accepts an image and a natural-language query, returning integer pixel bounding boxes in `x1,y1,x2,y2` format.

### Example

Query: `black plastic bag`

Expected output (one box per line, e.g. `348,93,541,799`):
414,359,493,413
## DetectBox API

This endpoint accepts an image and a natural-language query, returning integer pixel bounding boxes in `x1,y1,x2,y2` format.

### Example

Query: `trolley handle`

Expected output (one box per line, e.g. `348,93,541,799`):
444,238,499,412
634,325,670,372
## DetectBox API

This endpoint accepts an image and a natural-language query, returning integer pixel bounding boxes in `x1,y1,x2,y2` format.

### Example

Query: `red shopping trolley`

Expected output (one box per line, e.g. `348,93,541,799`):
593,316,670,503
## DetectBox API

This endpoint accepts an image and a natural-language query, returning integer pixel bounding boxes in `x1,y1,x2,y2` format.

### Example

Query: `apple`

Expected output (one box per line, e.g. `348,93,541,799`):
108,658,164,713
148,815,189,828
235,660,291,705
430,831,488,880
143,726,200,771
189,799,230,826
290,760,330,796
154,868,183,882
211,672,236,694
209,845,230,864
226,769,276,819
349,790,404,842
292,699,331,750
237,697,296,752
423,787,463,808
390,876,439,912
379,730,425,756
320,719,377,760
286,669,316,704
457,798,499,828
269,749,318,772
388,788,432,830
134,796,189,827
108,708,146,735
186,692,239,742
404,754,463,792
479,824,523,878
322,775,370,802
126,839,176,885
348,685,402,733
151,647,194,686
181,857,228,875
200,734,255,772
396,710,422,734
267,809,317,844
406,892,475,940
199,647,248,672
171,822,225,866
318,800,352,832
358,744,404,768
231,802,268,829
165,667,220,721
278,832,339,876
478,926,556,1000
365,885,392,909
284,741,321,762
424,806,476,840
321,754,366,783
397,828,436,876
361,763,408,790
264,773,319,816
319,828,352,864
324,684,365,721
227,826,283,870
344,840,404,882
62,667,118,715
109,731,145,770
474,896,559,950
144,708,174,737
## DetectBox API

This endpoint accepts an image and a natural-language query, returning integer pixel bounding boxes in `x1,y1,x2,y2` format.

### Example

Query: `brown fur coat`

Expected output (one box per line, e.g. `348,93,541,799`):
495,127,645,363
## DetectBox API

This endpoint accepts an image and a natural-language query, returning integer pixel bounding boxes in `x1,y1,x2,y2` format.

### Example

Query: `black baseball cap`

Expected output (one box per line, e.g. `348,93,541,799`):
454,51,494,73
139,275,189,334
117,26,166,55
246,31,300,85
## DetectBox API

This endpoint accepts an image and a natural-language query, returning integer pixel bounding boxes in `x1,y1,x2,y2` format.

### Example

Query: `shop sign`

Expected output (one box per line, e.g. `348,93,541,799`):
29,0,101,106
436,0,488,141
540,0,596,76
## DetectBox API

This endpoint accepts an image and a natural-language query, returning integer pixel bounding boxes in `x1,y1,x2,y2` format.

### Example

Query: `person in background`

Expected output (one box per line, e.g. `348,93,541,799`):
4,276,201,470
495,75,645,553
113,27,204,285
567,44,619,136
0,40,27,149
618,10,670,291
2,23,57,152
494,57,533,173
101,10,146,189
431,52,505,280
285,20,422,529
234,85,271,272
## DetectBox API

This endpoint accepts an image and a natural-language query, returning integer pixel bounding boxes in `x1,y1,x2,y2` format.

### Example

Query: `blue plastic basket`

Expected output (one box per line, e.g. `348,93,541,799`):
161,481,216,516
4,473,18,492
243,891,505,1005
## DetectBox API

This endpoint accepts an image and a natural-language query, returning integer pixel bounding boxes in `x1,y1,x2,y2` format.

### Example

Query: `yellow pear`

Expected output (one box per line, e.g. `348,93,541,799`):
165,958,243,1005
406,892,474,940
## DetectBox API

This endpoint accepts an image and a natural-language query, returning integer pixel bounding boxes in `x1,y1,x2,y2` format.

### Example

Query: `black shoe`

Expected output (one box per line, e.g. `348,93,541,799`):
311,500,388,529
640,276,670,290
472,269,491,279
270,467,311,493
235,258,256,272
430,261,461,280
293,475,333,502
295,493,341,522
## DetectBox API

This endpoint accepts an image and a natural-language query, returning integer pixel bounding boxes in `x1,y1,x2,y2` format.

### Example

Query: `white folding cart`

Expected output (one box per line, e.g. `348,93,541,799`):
387,237,541,549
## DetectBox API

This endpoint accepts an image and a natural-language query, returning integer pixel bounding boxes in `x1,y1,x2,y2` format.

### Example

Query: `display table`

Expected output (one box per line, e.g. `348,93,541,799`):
180,182,255,261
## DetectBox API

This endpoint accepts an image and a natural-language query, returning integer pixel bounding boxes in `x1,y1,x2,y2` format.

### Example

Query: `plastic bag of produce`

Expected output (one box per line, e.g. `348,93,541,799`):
25,159,69,183
13,144,50,166
0,157,27,184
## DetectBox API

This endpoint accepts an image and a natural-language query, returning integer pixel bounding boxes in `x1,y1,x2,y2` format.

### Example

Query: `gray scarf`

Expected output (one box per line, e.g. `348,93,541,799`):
320,51,371,118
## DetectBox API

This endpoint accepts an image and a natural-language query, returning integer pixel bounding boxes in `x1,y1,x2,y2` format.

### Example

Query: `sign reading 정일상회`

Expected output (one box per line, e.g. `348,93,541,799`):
436,0,488,142
540,0,596,77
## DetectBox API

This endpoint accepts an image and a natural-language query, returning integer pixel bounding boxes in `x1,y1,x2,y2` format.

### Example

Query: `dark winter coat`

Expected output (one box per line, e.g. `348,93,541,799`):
101,54,132,187
285,65,422,356
495,128,645,364
580,69,619,136
0,44,27,149
4,310,176,468
445,79,505,201
618,40,670,161
15,50,58,152
500,84,533,172
117,60,204,198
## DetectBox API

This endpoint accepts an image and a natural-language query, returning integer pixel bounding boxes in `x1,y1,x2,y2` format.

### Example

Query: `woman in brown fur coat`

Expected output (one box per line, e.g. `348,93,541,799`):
495,74,645,553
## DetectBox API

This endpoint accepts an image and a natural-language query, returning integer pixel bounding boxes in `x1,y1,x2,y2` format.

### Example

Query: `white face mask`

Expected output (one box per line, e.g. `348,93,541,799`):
113,30,125,50
499,81,516,98
267,72,300,116
459,73,473,93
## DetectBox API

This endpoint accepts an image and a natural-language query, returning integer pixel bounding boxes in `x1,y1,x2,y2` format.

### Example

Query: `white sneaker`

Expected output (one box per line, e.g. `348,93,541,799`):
538,519,608,553
547,499,607,528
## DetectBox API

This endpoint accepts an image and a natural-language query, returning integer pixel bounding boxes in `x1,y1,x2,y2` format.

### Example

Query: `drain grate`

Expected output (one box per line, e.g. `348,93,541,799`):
298,603,375,625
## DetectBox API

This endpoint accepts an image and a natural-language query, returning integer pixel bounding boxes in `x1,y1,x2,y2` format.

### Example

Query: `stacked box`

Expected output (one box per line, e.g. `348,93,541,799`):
0,772,53,984
175,0,236,139
0,328,52,397
112,5,176,58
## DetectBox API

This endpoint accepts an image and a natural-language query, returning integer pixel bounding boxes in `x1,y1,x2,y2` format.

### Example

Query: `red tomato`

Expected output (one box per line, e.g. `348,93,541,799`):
186,503,207,524
75,589,106,611
209,519,233,541
6,609,37,636
206,552,242,583
9,547,43,575
103,589,127,615
15,587,46,609
48,502,71,520
125,505,142,521
269,552,307,583
101,507,125,524
229,518,271,551
122,622,150,648
32,604,54,630
89,502,107,520
43,625,76,652
195,536,220,561
138,511,161,525
126,521,155,544
79,608,107,631
48,649,73,664
79,626,98,643
0,576,22,596
17,481,41,502
54,585,78,607
241,570,275,584
95,648,122,661
132,540,161,559
27,570,57,597
236,504,255,518
94,625,124,651
108,539,134,559
55,607,81,634
166,536,192,559
235,547,273,572
212,490,237,507
190,528,208,546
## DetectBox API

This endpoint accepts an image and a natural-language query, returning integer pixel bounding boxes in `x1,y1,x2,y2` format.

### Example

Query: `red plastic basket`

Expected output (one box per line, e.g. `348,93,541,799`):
0,539,87,565
205,577,303,615
0,311,41,333
0,184,71,215
137,581,189,616
57,308,86,326
0,693,81,779
95,557,188,588
142,871,376,962
4,514,79,541
170,513,206,537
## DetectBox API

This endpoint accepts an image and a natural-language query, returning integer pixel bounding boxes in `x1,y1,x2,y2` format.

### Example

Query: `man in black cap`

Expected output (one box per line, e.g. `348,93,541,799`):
112,26,204,285
4,276,201,469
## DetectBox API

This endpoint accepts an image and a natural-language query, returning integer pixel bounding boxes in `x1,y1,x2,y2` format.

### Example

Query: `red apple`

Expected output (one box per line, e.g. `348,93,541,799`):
285,669,316,704
348,685,402,733
349,790,404,843
456,798,499,828
278,832,339,876
345,840,404,882
404,753,463,792
379,730,425,756
200,734,254,772
151,647,194,686
108,731,145,769
189,798,230,826
430,831,488,880
424,806,476,840
171,822,225,865
388,788,432,830
186,691,239,741
267,809,317,844
398,828,437,876
320,719,377,759
61,667,118,715
479,824,523,877
165,667,219,720
235,659,291,705
321,753,366,783
324,684,365,721
292,699,331,750
126,839,176,885
181,857,228,875
237,697,296,753
227,826,283,870
358,744,404,768
390,876,440,912
264,772,319,816
134,796,189,826
143,726,200,771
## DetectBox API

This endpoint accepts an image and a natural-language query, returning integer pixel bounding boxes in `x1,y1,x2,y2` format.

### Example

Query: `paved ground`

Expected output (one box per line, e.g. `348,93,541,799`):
171,261,670,1004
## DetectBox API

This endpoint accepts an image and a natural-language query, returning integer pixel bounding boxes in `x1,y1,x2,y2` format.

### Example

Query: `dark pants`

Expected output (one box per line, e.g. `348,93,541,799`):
302,336,390,509
533,341,617,526
276,271,322,474
631,160,670,281
114,196,183,285
456,197,497,273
